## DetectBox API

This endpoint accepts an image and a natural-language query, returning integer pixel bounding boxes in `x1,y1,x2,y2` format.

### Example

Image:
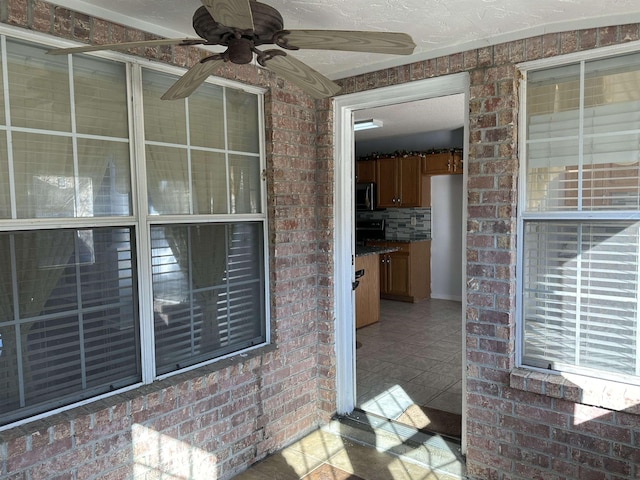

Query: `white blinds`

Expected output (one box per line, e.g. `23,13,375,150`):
521,51,640,382
522,221,639,377
152,223,264,375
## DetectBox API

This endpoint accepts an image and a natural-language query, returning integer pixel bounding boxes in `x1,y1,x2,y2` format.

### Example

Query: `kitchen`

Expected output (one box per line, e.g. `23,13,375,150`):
352,94,465,436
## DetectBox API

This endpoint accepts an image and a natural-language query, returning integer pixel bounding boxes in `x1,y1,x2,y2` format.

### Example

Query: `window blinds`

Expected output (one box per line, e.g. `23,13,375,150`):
521,51,640,382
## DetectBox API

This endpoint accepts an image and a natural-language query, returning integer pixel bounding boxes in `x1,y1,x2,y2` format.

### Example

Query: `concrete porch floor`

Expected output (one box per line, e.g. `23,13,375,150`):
232,412,466,480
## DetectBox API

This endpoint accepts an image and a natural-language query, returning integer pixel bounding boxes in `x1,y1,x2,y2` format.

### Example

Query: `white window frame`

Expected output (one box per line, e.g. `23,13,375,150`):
516,39,640,384
0,25,270,431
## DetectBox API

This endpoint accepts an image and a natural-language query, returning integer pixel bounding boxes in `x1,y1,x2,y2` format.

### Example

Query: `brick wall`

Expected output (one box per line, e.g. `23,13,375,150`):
334,23,640,480
0,1,332,478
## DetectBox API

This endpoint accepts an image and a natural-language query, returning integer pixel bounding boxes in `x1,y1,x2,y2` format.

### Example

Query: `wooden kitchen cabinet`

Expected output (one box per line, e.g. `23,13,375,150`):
355,253,380,328
366,240,430,302
422,150,463,175
376,155,430,208
356,159,377,183
452,150,463,173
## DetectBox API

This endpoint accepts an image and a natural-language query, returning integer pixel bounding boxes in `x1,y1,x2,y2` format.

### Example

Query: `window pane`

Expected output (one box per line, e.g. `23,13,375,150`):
146,144,189,215
73,55,128,138
581,54,640,210
0,228,140,425
523,221,639,377
583,52,640,111
582,136,640,210
192,150,228,214
77,139,132,216
527,54,640,213
189,83,225,149
11,134,132,219
229,154,261,214
12,132,75,219
152,223,265,374
527,63,581,127
227,89,259,153
526,139,579,211
142,69,187,145
7,40,71,132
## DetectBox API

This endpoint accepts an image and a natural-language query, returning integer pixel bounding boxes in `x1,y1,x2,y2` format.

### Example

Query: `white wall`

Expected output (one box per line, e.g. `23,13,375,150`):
430,174,463,301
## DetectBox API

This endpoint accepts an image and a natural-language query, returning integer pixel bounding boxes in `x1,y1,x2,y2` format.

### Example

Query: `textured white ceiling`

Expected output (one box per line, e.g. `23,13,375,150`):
49,0,640,80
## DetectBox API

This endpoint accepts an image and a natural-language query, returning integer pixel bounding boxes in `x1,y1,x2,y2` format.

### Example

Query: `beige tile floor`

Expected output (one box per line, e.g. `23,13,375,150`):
231,422,463,480
356,299,464,420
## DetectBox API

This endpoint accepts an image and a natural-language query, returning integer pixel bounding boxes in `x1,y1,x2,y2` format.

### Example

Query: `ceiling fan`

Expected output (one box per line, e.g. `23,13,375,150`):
47,0,416,100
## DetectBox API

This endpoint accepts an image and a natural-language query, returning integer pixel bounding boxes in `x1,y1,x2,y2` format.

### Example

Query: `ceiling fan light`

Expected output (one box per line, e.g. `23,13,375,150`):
354,119,383,131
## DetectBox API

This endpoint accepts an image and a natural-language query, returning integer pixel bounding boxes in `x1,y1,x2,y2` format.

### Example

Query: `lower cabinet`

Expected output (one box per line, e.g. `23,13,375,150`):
367,240,430,302
355,253,380,328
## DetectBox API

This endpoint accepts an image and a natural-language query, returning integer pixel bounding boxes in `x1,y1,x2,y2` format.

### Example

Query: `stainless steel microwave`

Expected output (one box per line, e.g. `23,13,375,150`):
356,182,376,211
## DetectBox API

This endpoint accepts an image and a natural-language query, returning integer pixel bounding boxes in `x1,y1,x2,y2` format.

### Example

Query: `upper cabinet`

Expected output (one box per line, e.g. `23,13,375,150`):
356,159,377,183
376,155,430,208
356,149,462,208
422,150,463,175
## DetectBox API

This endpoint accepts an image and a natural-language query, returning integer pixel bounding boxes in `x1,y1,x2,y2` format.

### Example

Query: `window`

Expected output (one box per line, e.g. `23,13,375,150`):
0,35,267,427
518,48,640,384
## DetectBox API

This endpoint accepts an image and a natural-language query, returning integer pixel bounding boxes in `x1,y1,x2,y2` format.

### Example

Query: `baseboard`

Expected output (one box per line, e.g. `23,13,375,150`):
430,294,462,302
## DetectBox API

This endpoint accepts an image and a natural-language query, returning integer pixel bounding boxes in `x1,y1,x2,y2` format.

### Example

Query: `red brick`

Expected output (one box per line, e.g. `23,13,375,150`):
580,28,598,49
72,12,90,40
52,6,72,37
599,26,618,46
32,1,52,32
7,0,27,26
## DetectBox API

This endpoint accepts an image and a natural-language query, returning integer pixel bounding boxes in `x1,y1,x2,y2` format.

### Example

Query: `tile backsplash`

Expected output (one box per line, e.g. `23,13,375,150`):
357,207,431,238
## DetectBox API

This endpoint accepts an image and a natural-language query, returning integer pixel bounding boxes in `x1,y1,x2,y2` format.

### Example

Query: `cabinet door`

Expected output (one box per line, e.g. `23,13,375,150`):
452,151,463,174
422,152,452,175
356,160,377,183
397,156,422,207
387,251,411,296
376,158,398,207
355,254,380,328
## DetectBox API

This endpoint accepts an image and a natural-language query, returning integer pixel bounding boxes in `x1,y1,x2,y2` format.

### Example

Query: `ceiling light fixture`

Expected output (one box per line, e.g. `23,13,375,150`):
354,119,383,131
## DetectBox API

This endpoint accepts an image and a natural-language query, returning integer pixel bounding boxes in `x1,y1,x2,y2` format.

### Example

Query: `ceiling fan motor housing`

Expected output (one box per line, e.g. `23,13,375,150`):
192,1,284,47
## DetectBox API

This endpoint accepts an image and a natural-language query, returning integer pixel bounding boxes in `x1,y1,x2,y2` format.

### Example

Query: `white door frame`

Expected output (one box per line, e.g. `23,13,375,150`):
332,73,470,450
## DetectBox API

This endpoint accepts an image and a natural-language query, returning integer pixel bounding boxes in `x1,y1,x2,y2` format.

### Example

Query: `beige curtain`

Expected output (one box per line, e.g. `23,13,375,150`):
161,225,229,352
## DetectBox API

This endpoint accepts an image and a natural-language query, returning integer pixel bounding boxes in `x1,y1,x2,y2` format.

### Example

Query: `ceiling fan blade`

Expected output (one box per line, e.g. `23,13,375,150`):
47,38,205,56
263,54,341,99
161,59,226,100
281,30,416,55
201,0,254,30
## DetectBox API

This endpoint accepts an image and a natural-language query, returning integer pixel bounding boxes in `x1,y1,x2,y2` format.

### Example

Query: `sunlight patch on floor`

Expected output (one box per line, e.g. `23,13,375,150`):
359,384,413,420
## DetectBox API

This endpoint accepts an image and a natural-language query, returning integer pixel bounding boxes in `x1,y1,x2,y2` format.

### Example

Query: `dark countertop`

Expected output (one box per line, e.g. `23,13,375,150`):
384,234,431,242
359,234,431,244
355,245,399,257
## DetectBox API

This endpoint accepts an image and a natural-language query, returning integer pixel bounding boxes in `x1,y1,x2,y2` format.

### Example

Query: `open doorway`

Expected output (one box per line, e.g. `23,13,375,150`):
333,73,470,450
